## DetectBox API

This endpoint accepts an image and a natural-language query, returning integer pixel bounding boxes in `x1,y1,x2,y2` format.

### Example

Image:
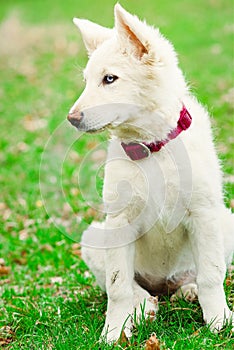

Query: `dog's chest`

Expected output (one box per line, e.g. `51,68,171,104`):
134,221,191,275
103,140,190,225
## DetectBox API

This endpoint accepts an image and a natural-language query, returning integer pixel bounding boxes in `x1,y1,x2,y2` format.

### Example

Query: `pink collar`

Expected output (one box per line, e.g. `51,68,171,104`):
121,105,192,160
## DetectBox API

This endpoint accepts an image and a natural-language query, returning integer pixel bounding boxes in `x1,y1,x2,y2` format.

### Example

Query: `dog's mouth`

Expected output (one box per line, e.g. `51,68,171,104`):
85,123,113,134
67,115,114,133
67,103,142,134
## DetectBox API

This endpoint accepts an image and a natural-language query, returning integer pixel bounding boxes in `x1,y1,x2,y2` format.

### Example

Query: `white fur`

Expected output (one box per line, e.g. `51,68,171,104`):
70,4,234,343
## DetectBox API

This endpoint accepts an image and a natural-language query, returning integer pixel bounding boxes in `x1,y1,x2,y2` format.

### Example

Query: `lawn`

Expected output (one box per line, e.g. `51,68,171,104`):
0,0,233,349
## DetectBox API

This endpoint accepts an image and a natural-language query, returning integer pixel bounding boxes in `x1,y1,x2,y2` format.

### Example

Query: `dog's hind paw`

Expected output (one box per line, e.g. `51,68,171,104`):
135,296,159,323
170,283,198,303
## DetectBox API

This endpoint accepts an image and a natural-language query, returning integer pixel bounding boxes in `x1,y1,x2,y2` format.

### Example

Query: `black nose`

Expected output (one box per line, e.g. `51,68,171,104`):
67,111,84,128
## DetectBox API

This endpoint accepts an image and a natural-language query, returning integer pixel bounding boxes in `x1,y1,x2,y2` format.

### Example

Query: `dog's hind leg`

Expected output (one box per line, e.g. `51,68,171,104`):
186,207,234,332
221,207,234,265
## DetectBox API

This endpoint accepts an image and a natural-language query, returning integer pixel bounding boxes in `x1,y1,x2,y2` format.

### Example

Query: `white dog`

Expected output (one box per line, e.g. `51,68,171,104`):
67,4,234,343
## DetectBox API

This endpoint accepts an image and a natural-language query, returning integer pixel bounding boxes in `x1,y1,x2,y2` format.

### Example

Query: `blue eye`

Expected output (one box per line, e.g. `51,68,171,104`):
103,74,118,85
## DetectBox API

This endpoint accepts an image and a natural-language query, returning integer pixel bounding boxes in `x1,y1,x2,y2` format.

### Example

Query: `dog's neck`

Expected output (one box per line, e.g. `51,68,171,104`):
121,105,192,161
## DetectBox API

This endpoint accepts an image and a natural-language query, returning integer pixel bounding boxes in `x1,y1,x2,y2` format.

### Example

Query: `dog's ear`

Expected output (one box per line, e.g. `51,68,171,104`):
114,4,148,59
73,18,113,55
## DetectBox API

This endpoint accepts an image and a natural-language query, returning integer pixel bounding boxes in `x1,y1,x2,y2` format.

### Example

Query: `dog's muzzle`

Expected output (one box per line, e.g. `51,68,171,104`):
67,111,84,128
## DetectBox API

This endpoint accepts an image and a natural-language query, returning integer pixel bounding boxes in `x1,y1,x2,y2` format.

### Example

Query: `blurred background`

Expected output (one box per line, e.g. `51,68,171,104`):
0,0,233,348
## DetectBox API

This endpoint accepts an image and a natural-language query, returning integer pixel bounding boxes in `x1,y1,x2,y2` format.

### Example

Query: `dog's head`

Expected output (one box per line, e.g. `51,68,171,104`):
68,4,187,142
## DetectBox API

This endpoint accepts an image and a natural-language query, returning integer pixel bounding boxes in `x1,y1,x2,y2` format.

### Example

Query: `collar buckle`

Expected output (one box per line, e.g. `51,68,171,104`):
121,142,150,161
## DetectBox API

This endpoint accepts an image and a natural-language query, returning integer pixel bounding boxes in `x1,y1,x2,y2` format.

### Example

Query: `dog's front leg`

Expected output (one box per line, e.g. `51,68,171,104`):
187,208,233,331
101,216,136,343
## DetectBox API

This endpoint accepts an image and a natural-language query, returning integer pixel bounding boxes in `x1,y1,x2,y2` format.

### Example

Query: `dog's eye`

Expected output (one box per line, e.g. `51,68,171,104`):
103,74,118,85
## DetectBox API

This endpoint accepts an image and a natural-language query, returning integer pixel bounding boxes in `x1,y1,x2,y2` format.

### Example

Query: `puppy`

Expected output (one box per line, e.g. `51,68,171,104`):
67,4,234,343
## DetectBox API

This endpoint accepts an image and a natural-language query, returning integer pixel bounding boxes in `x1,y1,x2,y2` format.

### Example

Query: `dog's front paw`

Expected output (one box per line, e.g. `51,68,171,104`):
100,315,133,344
207,310,234,333
100,302,134,344
100,295,159,343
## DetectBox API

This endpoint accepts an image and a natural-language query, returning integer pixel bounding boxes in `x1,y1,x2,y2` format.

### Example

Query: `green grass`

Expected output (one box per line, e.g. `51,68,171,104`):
0,0,233,349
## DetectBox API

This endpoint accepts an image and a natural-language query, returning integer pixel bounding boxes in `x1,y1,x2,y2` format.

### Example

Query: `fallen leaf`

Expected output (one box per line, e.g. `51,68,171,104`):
72,249,81,257
0,326,14,346
114,330,130,347
0,337,12,346
41,244,53,252
72,243,81,250
120,330,128,344
5,222,17,230
84,207,105,221
226,276,231,286
87,141,99,150
0,326,14,335
84,207,98,220
62,203,72,219
0,259,10,274
0,203,7,211
0,258,5,265
145,333,161,350
12,257,27,265
23,115,47,132
19,229,28,240
71,242,81,258
16,141,29,152
192,329,200,337
0,279,10,285
18,197,27,206
2,208,11,220
0,266,10,276
24,219,36,228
